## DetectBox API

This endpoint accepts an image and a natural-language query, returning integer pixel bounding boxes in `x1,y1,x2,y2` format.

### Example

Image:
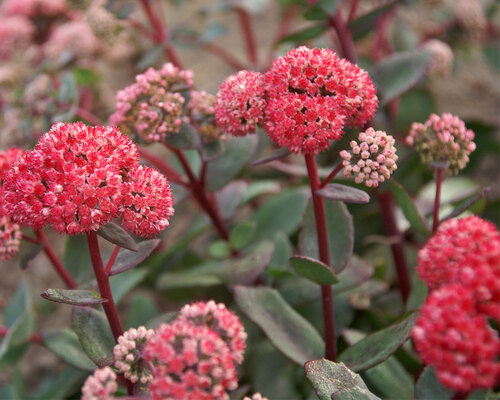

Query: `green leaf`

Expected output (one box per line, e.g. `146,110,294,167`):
415,367,452,400
230,221,257,249
201,137,224,161
109,268,147,304
338,312,418,372
316,183,370,204
41,288,106,306
0,385,17,400
387,180,431,236
42,328,95,371
348,0,397,39
215,180,247,220
335,256,375,294
208,241,231,259
243,180,281,203
304,0,340,20
164,123,201,150
0,312,35,366
30,366,87,400
370,50,431,105
304,359,380,400
252,147,291,166
280,24,328,44
484,42,500,72
97,222,138,252
290,255,339,285
234,286,324,364
57,71,77,103
396,89,436,132
19,242,44,270
4,279,31,327
126,294,159,329
108,239,160,276
299,200,353,273
158,271,222,290
252,187,309,240
206,135,257,191
73,67,99,86
63,235,91,283
71,307,115,367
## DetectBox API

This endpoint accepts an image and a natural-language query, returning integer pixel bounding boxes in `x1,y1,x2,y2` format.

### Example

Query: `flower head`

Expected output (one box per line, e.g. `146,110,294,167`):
3,122,139,234
340,128,398,187
215,70,266,137
121,165,175,237
110,63,193,142
455,0,486,39
1,0,66,18
406,113,476,174
188,90,221,142
243,393,269,400
45,21,99,60
114,326,155,384
412,285,500,392
0,16,34,60
81,367,118,400
417,216,500,321
144,320,238,400
178,300,247,364
424,39,454,78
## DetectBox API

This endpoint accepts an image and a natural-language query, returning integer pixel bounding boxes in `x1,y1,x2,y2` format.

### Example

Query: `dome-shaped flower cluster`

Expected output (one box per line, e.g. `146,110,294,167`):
187,90,221,142
114,326,155,384
3,122,174,236
412,285,500,392
45,20,99,60
406,113,476,175
81,366,118,400
110,63,194,142
340,127,398,187
177,300,247,364
455,0,486,39
423,39,454,78
144,320,239,400
0,16,35,60
1,0,66,18
214,70,266,137
417,216,500,321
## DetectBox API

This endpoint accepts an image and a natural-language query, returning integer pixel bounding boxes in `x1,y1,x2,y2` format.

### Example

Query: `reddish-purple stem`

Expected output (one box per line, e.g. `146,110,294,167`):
105,245,121,275
304,154,337,361
204,42,248,71
138,146,187,186
86,232,124,341
451,391,470,400
348,0,360,22
35,230,77,289
319,163,344,189
432,167,443,233
236,7,259,67
329,9,358,64
21,234,40,244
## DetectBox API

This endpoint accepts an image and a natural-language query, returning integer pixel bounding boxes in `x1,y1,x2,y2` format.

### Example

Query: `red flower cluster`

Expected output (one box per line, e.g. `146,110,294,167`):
215,47,378,155
3,122,174,236
412,285,500,392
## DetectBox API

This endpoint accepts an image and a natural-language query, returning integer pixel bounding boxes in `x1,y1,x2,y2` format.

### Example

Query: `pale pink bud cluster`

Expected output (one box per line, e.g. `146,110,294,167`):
110,63,194,142
424,39,454,78
340,128,398,188
0,16,35,60
243,393,269,400
3,122,174,236
85,0,122,44
1,0,66,18
144,320,239,400
215,70,266,137
81,366,118,400
178,300,247,364
45,21,99,60
187,90,221,142
412,285,500,392
406,113,476,175
114,326,155,384
455,0,486,38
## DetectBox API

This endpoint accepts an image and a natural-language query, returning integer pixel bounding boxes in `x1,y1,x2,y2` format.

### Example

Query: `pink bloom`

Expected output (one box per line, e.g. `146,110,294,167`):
121,165,175,237
215,70,266,136
144,320,238,400
110,63,193,142
3,123,139,234
423,39,454,78
177,300,247,364
0,16,34,60
1,0,66,18
412,285,500,392
340,127,398,188
45,21,99,60
81,367,118,400
417,216,500,321
406,113,476,175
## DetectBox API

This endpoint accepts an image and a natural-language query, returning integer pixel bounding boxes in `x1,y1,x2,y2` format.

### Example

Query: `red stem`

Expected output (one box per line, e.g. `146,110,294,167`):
432,168,443,233
304,154,337,361
204,42,248,71
105,245,121,275
21,234,40,244
35,230,77,289
451,391,470,400
329,9,358,64
377,192,411,303
236,7,259,67
86,232,124,341
319,163,344,189
0,326,43,345
138,147,187,186
348,0,360,22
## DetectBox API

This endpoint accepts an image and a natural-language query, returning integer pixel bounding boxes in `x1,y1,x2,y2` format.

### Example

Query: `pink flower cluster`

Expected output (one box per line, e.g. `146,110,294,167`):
424,39,454,78
1,0,66,18
413,216,500,391
215,70,266,137
81,366,118,400
45,20,99,60
406,113,476,175
0,16,35,60
340,127,398,187
3,122,174,236
114,326,155,384
143,301,246,400
110,63,194,142
413,285,500,392
215,47,378,155
0,148,24,261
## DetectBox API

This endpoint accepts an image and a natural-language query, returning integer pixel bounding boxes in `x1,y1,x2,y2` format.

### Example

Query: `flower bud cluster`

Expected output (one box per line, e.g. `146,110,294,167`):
1,0,66,19
81,366,118,400
0,16,34,60
424,39,454,78
45,21,99,60
114,326,155,384
110,63,194,142
187,90,221,142
244,393,269,400
340,128,398,187
406,113,476,174
455,0,486,39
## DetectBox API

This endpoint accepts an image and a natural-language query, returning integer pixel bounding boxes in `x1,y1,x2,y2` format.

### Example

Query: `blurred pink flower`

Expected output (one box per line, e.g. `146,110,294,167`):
0,16,35,60
81,367,118,400
45,21,99,60
1,0,66,18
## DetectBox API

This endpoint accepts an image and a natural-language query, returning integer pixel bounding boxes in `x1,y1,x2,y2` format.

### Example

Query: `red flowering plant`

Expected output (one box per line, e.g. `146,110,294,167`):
0,1,498,400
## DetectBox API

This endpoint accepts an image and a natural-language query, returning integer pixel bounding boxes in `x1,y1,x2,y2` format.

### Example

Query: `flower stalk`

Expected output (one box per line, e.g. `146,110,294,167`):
432,166,444,233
